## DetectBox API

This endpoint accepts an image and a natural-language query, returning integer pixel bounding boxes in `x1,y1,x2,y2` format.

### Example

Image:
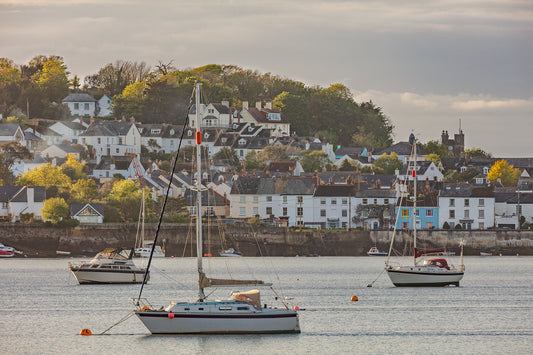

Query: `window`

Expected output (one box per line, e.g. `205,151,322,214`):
283,207,287,216
297,196,303,203
362,199,368,205
479,210,484,219
465,199,469,207
266,196,272,202
464,210,469,218
253,196,258,203
84,103,89,110
342,198,348,205
320,198,326,205
115,148,119,153
74,103,79,110
449,199,455,207
253,207,258,216
266,207,272,215
320,209,326,217
479,222,484,229
401,209,409,217
416,209,419,216
240,196,246,203
297,207,303,216
426,209,433,217
239,207,245,216
479,199,484,207
402,222,409,229
449,210,455,218
219,306,232,310
331,199,337,205
374,199,378,205
342,210,347,217
97,138,101,144
384,199,389,205
282,196,287,203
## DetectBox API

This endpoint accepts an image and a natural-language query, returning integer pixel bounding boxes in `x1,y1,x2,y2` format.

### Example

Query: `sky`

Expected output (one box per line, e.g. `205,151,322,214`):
1,0,532,157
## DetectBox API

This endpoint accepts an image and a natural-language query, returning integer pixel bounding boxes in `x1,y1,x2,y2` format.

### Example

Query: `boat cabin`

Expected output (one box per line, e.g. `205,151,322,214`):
422,258,450,270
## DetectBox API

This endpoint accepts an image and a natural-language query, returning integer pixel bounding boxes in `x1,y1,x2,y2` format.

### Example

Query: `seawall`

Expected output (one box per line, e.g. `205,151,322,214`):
1,223,532,257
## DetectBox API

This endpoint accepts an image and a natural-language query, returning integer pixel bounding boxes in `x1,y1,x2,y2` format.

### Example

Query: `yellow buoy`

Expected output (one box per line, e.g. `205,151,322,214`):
80,328,92,336
350,296,358,302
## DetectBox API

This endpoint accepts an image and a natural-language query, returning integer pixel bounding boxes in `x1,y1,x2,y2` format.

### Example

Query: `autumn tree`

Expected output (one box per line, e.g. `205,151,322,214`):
42,197,69,224
17,163,71,187
372,152,403,175
70,179,98,202
299,150,330,172
61,154,86,181
488,160,520,187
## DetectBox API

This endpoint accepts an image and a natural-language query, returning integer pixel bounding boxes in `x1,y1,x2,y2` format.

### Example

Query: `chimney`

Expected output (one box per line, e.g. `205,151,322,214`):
255,100,262,109
265,100,272,109
242,100,248,110
221,99,229,108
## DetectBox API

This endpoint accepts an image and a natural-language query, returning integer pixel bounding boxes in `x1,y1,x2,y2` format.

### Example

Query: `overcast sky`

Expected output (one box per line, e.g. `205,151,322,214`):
2,0,532,156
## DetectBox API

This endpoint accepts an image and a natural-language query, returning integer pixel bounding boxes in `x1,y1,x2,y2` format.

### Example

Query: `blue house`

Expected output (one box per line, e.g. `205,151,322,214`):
395,206,439,230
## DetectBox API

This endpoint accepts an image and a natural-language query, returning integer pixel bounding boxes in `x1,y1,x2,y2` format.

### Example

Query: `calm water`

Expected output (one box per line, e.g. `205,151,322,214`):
1,256,532,354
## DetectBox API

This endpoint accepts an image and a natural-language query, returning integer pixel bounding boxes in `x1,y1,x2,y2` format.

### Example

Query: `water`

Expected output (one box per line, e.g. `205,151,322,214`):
1,256,532,354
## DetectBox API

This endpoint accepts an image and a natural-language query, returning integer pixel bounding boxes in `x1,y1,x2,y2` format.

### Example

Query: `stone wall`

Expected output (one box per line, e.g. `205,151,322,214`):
0,223,532,257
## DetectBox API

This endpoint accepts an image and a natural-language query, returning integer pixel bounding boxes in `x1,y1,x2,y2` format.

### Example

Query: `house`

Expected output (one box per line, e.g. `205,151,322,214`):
48,121,86,144
41,144,81,159
71,203,104,223
62,93,97,116
90,155,146,181
184,187,229,218
353,189,397,230
264,161,304,176
397,161,443,182
188,100,232,129
97,94,113,117
0,124,26,145
438,183,495,229
79,120,141,157
373,142,428,164
313,184,359,229
239,100,290,138
11,155,49,177
137,124,187,153
0,186,46,222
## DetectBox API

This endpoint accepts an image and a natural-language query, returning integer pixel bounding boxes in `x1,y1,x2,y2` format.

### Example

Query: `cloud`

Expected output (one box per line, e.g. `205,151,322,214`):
452,98,533,111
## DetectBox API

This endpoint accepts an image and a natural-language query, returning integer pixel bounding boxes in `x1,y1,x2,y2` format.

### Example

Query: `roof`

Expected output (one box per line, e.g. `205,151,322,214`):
70,203,104,216
374,142,428,156
62,93,96,103
314,185,358,197
355,189,397,198
0,124,21,136
439,183,494,197
245,107,290,124
80,121,135,137
0,186,46,203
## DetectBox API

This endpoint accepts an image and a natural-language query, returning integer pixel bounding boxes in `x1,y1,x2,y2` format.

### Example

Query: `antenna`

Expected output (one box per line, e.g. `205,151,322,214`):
459,118,462,132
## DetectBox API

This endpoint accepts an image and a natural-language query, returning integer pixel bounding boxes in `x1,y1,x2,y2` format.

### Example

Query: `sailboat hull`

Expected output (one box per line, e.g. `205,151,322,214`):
135,309,300,334
386,268,464,287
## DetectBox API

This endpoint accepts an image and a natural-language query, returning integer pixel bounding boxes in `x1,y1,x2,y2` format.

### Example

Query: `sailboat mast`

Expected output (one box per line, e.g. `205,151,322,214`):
195,82,205,299
413,137,417,265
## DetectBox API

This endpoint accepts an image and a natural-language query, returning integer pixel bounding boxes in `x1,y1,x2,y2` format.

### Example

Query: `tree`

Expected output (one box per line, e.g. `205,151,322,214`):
70,179,98,202
256,146,290,168
42,197,69,224
84,60,150,97
33,57,70,102
299,150,330,172
61,154,86,181
339,159,361,171
106,179,152,222
488,160,520,187
0,141,33,185
423,140,449,159
465,148,492,158
372,152,403,175
212,147,240,166
244,151,260,170
17,163,71,187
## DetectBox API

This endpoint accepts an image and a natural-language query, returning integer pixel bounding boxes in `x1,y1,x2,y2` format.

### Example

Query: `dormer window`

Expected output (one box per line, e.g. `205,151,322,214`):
151,129,161,134
267,112,281,121
248,126,253,132
208,108,214,114
187,130,192,136
460,166,467,173
204,132,210,139
239,138,246,145
170,129,175,135
483,167,489,174
221,137,227,143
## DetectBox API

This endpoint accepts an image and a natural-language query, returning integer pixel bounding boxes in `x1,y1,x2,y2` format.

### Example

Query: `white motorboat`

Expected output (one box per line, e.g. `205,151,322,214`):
480,252,493,256
0,243,15,258
385,133,464,287
133,83,300,334
367,247,388,256
69,248,149,284
219,248,242,257
135,241,165,258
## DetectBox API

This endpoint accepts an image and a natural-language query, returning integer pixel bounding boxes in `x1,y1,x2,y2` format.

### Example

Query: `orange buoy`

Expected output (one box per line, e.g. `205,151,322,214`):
80,328,92,336
350,296,358,302
294,306,300,311
141,305,150,311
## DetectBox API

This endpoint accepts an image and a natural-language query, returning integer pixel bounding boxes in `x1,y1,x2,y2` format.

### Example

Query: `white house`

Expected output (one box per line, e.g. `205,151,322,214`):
62,93,96,116
239,100,290,138
397,160,443,182
438,183,495,229
97,94,113,117
0,124,25,145
188,101,232,129
0,186,46,222
41,144,80,159
48,121,86,144
70,203,104,224
79,120,141,157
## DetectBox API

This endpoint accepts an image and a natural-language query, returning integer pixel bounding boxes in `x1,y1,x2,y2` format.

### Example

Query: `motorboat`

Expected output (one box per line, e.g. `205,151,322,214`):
135,241,165,258
385,133,464,287
367,247,388,256
69,248,149,284
480,252,493,256
219,248,242,257
0,243,15,258
133,83,300,334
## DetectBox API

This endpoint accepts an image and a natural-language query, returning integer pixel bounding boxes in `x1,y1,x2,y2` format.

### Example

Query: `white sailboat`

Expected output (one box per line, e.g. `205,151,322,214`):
133,83,300,334
385,133,465,287
134,189,165,258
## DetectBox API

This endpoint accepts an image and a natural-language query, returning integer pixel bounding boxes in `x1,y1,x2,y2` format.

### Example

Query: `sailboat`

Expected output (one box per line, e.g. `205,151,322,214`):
134,189,165,258
385,133,464,287
133,83,300,334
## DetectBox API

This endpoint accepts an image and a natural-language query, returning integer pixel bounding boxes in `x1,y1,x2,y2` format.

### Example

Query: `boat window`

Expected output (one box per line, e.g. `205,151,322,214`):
184,308,190,311
219,306,232,310
237,307,249,311
198,307,204,310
